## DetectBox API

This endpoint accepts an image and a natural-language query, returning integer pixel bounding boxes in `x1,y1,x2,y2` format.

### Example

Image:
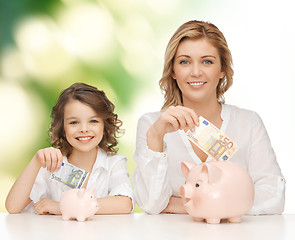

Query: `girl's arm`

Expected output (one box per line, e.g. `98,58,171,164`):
96,196,133,214
5,147,63,214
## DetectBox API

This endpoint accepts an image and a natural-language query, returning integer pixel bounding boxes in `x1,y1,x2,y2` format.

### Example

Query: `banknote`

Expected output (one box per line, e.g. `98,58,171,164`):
50,162,88,189
185,116,238,161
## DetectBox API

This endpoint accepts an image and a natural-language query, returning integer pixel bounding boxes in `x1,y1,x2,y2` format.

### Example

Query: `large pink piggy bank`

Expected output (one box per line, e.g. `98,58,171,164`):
59,188,99,222
179,161,254,224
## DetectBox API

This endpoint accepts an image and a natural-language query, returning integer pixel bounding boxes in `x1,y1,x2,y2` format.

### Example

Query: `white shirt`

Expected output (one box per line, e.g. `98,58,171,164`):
24,148,134,212
132,104,285,215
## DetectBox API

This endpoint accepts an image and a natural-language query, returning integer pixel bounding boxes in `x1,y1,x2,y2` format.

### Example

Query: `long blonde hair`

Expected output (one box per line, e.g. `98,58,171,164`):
159,20,234,110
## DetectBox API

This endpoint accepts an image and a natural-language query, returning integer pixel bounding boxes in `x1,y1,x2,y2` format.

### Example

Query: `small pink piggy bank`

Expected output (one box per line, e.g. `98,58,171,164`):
59,188,99,222
179,161,254,224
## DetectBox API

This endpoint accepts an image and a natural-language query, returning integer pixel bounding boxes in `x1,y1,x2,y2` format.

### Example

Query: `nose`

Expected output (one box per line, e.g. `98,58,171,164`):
79,123,89,133
190,63,202,77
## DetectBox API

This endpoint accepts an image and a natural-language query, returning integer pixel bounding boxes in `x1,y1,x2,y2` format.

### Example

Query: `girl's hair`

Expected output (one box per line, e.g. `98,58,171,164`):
159,20,234,109
49,83,123,156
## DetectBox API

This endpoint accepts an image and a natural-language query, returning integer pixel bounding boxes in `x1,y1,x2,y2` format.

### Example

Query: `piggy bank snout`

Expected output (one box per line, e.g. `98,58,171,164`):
179,185,192,199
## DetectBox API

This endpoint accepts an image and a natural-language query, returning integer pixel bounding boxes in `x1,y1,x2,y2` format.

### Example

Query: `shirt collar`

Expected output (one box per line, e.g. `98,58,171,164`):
92,148,109,171
220,104,231,133
62,148,109,171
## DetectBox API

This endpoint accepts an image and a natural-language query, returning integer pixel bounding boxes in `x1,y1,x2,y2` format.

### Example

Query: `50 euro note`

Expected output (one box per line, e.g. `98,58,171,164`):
185,116,238,161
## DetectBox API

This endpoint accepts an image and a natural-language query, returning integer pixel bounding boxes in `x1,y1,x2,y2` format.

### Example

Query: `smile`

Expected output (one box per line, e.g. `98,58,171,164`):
188,82,206,86
76,136,94,141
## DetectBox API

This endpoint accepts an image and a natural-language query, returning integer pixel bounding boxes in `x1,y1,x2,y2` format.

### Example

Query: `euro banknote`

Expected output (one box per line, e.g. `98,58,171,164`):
50,162,88,189
185,116,238,161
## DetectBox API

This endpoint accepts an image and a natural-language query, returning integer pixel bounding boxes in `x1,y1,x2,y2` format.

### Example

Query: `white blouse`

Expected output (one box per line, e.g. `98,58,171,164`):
132,104,285,215
24,148,134,212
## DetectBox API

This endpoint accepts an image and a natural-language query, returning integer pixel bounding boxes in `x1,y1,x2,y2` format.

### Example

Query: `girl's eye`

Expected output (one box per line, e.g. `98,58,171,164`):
90,119,98,123
180,60,189,65
70,121,78,125
203,60,212,65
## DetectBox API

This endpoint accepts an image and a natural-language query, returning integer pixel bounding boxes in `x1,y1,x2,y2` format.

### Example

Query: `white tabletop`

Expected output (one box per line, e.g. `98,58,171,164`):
0,213,294,240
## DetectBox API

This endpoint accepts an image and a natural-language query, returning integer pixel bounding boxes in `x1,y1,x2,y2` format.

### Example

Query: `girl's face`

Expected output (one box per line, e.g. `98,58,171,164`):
63,100,104,154
172,38,225,106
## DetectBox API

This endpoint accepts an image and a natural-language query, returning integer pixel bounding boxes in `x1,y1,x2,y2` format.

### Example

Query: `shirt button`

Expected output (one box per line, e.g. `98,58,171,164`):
163,153,167,157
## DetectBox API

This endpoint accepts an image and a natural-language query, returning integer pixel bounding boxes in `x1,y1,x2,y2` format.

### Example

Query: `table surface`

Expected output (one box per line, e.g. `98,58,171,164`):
1,213,294,240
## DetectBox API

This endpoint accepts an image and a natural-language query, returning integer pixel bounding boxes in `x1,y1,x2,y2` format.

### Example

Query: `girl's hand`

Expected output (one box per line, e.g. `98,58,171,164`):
33,198,61,215
33,147,63,173
150,106,199,138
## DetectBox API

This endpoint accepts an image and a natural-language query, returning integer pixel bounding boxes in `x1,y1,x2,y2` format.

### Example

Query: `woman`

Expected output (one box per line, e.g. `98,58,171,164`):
132,20,285,215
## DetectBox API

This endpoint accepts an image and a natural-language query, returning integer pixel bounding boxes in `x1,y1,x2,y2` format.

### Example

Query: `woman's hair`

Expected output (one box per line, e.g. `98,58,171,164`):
49,83,123,156
159,20,234,109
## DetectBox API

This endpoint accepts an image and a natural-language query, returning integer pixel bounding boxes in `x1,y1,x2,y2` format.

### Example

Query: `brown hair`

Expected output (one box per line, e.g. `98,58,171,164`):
159,20,234,109
49,83,123,156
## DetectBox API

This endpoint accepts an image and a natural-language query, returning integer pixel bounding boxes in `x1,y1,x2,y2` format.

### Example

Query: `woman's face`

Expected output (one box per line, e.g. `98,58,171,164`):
63,100,104,154
172,38,225,106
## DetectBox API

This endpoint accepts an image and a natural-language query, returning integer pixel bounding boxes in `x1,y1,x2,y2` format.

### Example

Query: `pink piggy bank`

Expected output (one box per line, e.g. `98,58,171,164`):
179,161,254,224
59,188,99,222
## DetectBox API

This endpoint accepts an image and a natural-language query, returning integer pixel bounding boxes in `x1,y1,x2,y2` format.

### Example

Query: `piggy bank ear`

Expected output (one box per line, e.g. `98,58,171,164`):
77,188,86,199
181,161,197,178
201,163,222,184
89,188,96,196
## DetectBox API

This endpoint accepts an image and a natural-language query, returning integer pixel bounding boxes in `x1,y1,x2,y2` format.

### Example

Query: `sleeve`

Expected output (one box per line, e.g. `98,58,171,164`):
247,112,285,215
22,168,51,213
132,114,172,214
108,155,134,209
29,167,51,203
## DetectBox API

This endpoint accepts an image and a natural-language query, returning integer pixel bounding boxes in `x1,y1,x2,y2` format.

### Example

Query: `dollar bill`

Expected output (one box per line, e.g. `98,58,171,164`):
50,162,88,189
185,116,238,161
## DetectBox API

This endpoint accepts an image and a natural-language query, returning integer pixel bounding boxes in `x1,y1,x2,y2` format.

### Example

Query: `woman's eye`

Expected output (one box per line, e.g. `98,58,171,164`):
203,60,212,64
70,121,78,125
180,60,189,65
90,120,98,123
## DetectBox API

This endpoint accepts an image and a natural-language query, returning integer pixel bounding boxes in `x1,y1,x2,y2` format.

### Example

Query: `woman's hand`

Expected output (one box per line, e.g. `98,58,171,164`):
34,198,61,215
32,147,63,173
147,106,199,152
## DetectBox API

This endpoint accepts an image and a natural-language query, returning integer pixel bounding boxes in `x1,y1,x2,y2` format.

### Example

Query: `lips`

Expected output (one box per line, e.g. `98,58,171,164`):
188,81,206,86
75,136,94,141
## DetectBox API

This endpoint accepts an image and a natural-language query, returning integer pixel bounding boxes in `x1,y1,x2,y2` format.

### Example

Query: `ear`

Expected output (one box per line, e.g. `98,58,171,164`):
171,72,176,80
201,163,223,184
181,161,196,178
219,71,225,80
77,188,86,198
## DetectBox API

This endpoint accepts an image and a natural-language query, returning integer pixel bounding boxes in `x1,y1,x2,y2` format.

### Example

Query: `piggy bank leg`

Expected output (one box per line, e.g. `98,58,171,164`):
77,217,86,222
193,217,204,222
62,215,70,221
206,218,221,224
228,217,242,223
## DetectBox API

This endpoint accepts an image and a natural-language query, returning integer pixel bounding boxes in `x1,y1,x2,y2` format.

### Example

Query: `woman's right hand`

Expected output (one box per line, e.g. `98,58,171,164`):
32,147,63,173
147,106,199,152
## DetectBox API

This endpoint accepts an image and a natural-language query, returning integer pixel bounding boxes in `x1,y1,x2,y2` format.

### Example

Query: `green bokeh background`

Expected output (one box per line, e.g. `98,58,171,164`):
0,0,212,212
1,0,294,214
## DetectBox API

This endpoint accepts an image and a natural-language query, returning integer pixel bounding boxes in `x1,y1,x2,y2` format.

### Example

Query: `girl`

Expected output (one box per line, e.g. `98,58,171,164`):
132,20,285,215
6,83,133,214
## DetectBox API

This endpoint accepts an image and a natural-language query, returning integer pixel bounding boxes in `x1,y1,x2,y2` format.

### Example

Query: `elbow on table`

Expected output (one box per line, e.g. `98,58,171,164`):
118,196,133,214
5,202,22,214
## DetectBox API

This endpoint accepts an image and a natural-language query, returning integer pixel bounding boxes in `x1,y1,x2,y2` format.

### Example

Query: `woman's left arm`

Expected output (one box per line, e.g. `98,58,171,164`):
247,112,285,215
161,196,187,214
